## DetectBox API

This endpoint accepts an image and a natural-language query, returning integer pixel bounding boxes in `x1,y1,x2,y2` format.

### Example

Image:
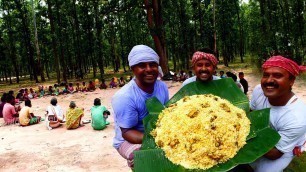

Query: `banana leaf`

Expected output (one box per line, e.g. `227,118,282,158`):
134,79,280,172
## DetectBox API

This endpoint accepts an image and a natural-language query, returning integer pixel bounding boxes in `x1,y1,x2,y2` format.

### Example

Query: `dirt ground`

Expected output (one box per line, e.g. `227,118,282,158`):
0,73,305,172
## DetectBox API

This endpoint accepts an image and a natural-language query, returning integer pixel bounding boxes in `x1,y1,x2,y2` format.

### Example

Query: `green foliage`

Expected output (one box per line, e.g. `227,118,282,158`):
0,0,304,84
135,79,280,172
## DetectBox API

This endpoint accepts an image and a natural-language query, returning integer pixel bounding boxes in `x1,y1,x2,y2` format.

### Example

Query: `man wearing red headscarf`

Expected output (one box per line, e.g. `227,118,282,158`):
182,49,220,87
249,56,306,172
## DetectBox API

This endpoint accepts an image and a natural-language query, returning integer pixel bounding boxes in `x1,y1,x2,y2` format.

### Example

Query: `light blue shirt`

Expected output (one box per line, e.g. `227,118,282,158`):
112,78,169,149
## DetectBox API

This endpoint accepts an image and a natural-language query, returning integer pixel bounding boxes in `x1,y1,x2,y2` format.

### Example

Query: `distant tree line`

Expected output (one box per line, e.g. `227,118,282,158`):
0,0,304,84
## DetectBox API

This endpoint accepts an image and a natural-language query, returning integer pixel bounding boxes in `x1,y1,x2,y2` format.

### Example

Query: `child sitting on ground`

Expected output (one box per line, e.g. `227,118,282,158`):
68,83,75,94
99,79,107,89
28,88,37,99
90,98,110,130
75,83,81,92
109,78,117,88
81,82,87,92
38,85,45,97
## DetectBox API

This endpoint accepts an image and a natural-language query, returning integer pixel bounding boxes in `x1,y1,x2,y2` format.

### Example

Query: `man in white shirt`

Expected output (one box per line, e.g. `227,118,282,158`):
249,55,306,172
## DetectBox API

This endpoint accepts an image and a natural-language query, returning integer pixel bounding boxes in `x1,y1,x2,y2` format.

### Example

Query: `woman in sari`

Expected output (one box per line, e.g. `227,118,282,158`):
65,101,84,129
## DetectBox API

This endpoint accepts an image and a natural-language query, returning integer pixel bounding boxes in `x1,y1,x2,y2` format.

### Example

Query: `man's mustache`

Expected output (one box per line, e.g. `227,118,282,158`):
263,82,279,88
199,70,210,74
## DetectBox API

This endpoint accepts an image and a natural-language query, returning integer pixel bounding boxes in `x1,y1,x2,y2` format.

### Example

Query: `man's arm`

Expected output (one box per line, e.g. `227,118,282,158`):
264,147,284,160
121,127,144,144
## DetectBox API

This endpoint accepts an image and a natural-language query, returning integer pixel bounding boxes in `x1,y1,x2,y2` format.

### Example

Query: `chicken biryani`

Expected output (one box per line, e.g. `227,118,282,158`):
151,94,251,170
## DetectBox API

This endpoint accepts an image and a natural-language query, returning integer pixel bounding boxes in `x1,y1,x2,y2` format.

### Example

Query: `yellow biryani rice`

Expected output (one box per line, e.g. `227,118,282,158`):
151,94,250,170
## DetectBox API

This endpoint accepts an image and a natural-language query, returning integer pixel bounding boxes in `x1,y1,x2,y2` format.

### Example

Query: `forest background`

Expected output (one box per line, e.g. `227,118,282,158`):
0,0,305,171
0,0,304,85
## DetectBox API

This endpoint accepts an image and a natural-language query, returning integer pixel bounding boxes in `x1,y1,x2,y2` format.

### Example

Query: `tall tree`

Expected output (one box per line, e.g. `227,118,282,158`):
144,0,168,74
46,0,60,83
14,0,39,82
31,0,45,82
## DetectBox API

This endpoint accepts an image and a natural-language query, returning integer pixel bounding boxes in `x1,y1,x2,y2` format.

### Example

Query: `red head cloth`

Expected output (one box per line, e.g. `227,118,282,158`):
262,55,306,77
191,51,218,67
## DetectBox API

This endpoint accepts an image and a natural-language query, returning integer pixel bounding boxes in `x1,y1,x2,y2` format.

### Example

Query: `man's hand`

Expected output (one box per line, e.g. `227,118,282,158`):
293,146,302,157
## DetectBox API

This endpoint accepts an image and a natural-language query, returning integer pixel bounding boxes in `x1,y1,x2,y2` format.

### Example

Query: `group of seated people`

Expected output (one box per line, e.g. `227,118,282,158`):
108,76,131,89
0,92,41,126
45,97,111,130
172,70,193,82
7,76,133,102
0,92,111,131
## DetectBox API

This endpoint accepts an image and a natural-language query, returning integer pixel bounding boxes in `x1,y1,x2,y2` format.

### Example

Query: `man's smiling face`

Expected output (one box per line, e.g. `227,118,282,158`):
261,66,295,99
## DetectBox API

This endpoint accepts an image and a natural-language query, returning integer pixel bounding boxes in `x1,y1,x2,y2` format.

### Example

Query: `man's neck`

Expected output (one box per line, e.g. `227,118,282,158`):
196,76,213,82
135,80,154,94
268,92,295,106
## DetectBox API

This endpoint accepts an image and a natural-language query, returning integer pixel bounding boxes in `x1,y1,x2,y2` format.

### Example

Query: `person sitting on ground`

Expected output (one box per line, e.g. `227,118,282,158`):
112,45,169,168
28,88,37,99
53,84,60,95
19,99,41,126
75,83,81,92
0,93,8,118
38,85,45,97
16,89,24,102
118,77,126,87
99,79,107,89
95,78,100,88
186,70,193,79
65,101,84,129
127,75,133,82
46,97,65,130
3,95,20,125
81,82,87,92
8,90,14,97
239,72,249,95
62,84,69,94
172,72,179,82
109,78,118,88
48,86,54,95
90,98,109,130
114,77,118,85
68,83,75,94
179,70,188,82
23,88,29,100
226,71,244,93
87,81,96,91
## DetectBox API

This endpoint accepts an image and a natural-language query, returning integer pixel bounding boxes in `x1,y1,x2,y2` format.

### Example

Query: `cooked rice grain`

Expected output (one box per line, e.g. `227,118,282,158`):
152,94,250,170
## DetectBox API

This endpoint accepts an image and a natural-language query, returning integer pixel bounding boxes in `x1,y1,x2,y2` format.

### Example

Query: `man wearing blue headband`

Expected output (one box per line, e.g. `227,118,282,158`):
112,45,169,168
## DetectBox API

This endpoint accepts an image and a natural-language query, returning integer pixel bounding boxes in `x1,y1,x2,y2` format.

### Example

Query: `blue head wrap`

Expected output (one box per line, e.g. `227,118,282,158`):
128,45,159,67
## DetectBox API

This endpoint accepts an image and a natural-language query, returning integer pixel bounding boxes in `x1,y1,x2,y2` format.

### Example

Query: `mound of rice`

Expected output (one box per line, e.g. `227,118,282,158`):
151,94,250,170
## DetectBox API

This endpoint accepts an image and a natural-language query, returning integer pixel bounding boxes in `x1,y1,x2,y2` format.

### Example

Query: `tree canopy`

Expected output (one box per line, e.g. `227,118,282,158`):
0,0,304,84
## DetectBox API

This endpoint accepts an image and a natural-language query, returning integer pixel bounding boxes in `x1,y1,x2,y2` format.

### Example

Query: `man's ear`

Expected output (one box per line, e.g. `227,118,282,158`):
289,74,295,87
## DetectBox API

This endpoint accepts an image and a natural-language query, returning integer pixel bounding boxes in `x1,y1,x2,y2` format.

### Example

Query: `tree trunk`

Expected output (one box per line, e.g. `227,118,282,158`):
15,0,39,83
213,0,218,58
47,0,60,84
72,0,83,79
31,0,45,82
236,2,244,63
94,0,104,78
144,0,168,74
55,0,67,83
118,11,127,72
